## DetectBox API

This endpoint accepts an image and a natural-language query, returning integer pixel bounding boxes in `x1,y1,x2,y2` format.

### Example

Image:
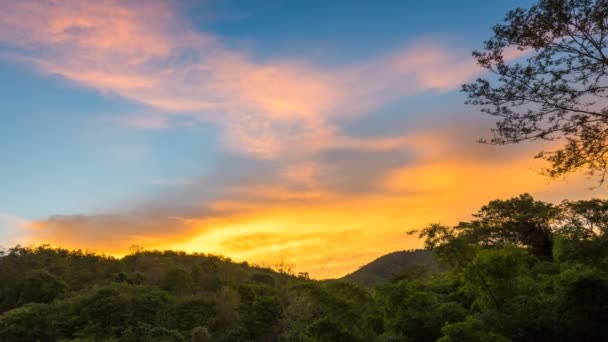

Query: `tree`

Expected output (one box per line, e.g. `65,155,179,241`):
161,268,194,296
19,269,67,305
463,0,608,183
456,194,558,260
555,266,608,341
191,326,211,342
0,303,53,341
558,198,608,239
418,194,559,260
553,198,608,263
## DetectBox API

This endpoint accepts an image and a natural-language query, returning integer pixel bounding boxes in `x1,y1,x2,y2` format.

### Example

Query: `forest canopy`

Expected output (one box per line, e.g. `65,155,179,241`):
2,194,608,341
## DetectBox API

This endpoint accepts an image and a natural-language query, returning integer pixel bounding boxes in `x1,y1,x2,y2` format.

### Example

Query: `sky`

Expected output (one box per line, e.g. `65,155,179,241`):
0,0,605,278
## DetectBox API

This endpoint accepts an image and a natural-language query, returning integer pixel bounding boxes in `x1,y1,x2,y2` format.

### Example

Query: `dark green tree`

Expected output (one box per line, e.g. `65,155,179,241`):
19,269,67,305
555,266,608,341
455,194,558,260
558,198,608,238
161,268,194,296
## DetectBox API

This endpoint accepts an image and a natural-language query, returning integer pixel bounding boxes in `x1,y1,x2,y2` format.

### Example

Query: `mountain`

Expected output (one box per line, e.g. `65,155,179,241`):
341,249,435,287
0,245,435,341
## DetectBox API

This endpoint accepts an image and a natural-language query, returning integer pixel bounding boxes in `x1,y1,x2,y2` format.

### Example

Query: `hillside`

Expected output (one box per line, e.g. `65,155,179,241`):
3,192,608,342
341,249,435,287
2,245,413,342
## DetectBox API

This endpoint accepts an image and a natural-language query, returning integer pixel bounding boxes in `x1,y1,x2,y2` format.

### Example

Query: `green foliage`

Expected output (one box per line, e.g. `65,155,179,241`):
19,269,67,304
191,326,211,342
0,303,51,341
554,265,608,341
439,316,510,342
280,282,375,342
161,268,194,295
238,282,284,339
411,193,608,341
2,194,608,341
0,246,306,341
377,273,468,341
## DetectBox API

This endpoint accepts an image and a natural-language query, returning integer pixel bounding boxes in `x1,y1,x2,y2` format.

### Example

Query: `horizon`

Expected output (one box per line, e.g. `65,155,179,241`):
1,0,606,279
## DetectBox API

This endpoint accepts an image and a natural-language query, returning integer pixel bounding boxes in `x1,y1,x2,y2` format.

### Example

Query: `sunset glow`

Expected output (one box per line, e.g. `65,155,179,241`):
1,0,603,278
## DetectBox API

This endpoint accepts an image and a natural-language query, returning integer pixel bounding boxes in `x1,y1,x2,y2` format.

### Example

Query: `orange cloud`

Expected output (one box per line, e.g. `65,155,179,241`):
4,1,584,279
26,126,607,278
166,156,604,278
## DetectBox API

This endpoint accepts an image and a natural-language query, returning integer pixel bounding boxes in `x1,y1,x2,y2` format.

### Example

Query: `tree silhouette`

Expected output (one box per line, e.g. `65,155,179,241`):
463,0,608,183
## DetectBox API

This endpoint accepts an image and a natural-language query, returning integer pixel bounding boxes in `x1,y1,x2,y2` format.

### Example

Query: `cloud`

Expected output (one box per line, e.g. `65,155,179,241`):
26,123,607,278
0,212,33,247
0,0,490,160
31,213,199,253
1,1,564,278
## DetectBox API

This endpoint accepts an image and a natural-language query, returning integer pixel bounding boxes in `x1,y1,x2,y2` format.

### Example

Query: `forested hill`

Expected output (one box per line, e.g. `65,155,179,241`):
2,195,608,341
0,246,323,341
341,249,435,287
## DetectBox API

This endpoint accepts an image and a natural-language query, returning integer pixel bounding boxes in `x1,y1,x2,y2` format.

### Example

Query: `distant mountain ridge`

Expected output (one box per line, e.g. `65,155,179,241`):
341,249,435,287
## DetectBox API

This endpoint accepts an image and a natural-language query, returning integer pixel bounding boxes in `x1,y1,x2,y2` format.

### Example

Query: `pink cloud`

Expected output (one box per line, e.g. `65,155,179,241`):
0,1,493,160
0,1,571,279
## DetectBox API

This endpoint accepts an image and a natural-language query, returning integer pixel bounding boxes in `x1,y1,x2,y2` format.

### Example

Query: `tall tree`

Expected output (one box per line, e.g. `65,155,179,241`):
456,194,558,260
463,0,608,183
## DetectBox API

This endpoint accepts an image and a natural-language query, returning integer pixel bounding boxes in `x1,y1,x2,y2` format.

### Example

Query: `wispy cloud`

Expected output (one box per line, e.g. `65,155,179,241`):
27,127,606,278
0,0,549,278
0,0,490,160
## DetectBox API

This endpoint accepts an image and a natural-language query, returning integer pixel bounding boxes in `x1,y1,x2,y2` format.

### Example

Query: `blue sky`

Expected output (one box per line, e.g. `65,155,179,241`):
3,0,600,278
0,0,524,212
186,1,529,60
